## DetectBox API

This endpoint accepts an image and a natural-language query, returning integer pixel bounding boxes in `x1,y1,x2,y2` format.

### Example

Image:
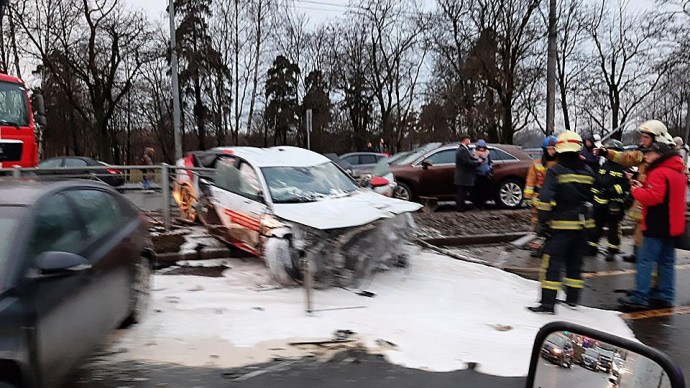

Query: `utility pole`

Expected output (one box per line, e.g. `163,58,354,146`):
169,0,182,160
306,109,312,150
546,0,557,135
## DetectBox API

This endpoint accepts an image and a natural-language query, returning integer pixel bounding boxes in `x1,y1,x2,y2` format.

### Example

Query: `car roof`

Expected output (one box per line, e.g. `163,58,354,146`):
340,152,386,157
0,179,111,206
210,146,331,168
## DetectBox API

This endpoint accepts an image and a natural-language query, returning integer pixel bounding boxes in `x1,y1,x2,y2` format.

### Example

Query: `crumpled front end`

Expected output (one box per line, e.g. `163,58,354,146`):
262,212,417,288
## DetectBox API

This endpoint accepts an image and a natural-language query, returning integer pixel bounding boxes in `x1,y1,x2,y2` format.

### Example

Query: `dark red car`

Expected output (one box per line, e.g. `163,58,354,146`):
389,143,531,208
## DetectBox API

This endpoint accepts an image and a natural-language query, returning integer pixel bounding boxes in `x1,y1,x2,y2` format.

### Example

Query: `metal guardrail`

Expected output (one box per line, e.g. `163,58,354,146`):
0,164,214,231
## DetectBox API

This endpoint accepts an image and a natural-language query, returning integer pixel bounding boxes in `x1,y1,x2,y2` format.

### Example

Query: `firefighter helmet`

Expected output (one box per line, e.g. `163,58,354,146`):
638,120,673,144
542,135,558,149
555,131,583,153
603,139,624,151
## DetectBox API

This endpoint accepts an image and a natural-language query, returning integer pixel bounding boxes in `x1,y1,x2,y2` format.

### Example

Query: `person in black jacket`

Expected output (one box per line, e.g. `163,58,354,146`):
581,133,600,170
527,131,596,314
454,134,480,212
586,140,631,261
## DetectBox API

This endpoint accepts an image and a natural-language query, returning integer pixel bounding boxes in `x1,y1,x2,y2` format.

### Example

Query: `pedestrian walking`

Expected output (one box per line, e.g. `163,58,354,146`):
595,120,675,263
523,135,558,257
140,147,155,190
587,140,630,261
527,131,595,314
673,136,689,168
617,142,687,310
454,134,480,212
472,139,493,210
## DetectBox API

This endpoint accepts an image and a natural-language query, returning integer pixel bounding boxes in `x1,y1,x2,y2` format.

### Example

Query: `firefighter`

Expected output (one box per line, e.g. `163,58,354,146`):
595,120,675,263
587,139,631,261
524,135,558,257
527,131,595,314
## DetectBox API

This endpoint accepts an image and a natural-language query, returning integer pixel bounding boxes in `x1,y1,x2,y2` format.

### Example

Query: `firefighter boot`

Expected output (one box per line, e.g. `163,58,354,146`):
527,289,557,314
564,287,581,310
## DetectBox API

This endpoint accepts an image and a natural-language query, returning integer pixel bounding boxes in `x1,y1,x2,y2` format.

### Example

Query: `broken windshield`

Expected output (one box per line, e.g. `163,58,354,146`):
261,162,358,203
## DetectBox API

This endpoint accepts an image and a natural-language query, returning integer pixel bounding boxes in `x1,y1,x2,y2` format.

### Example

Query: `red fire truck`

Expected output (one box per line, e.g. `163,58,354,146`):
0,73,43,168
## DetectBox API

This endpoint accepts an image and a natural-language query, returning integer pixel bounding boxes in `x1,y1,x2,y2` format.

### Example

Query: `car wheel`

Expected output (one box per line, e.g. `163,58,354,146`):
264,238,300,286
495,179,524,208
120,256,152,328
393,182,413,201
178,184,199,223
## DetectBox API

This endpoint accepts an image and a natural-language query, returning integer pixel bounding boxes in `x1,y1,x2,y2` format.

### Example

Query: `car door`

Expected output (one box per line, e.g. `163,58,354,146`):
417,148,457,198
64,189,136,328
28,193,95,385
210,159,267,255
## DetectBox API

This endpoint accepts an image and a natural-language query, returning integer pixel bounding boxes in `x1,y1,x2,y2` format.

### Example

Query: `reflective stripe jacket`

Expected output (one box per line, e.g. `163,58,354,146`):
537,163,596,230
606,149,648,221
592,160,630,206
524,158,557,200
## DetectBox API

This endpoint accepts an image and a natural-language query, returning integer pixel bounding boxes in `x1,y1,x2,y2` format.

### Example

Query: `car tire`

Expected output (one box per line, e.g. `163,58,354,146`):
495,178,524,208
393,182,414,201
264,238,300,286
120,256,152,328
178,184,199,223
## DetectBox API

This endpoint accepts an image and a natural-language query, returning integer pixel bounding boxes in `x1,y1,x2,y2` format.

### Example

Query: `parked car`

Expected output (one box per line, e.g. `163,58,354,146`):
36,156,125,187
541,333,575,368
597,346,616,373
177,146,421,288
388,143,531,208
581,348,601,371
339,152,388,178
0,179,152,388
323,153,397,197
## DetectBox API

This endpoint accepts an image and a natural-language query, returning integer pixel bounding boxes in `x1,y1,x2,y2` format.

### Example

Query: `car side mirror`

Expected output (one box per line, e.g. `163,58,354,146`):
421,159,432,169
527,321,686,387
32,251,92,278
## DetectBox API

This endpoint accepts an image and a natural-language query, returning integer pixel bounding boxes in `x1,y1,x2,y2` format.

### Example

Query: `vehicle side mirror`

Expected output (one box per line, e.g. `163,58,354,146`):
421,159,432,169
35,115,47,126
527,321,686,387
32,251,92,278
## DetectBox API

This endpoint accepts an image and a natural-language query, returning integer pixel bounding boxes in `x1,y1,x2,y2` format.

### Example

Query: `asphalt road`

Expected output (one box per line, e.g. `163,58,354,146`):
533,358,614,388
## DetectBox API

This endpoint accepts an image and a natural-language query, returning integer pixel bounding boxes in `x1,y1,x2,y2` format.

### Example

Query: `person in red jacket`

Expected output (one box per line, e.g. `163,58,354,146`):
618,142,687,310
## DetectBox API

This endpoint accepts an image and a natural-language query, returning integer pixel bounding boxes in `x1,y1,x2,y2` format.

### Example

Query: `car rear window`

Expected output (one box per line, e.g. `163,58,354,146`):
64,158,88,167
489,148,518,161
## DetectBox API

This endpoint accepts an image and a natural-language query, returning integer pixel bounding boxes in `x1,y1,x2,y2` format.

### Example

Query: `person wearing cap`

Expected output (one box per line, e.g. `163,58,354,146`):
524,135,558,257
617,142,687,310
587,139,631,261
595,120,675,263
472,139,493,209
454,133,480,212
527,131,596,314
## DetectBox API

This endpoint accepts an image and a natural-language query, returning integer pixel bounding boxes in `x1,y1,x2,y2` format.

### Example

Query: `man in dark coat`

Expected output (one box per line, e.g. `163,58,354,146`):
581,133,600,170
454,134,479,212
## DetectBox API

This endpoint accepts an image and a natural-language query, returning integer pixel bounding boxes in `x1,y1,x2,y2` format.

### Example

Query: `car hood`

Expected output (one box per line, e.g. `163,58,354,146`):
272,191,422,230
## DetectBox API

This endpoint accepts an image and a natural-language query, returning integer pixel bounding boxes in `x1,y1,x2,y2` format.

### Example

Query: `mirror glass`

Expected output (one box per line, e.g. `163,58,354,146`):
534,330,671,387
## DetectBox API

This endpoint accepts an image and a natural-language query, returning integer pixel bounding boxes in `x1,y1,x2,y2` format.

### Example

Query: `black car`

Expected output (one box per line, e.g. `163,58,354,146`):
581,348,600,371
36,156,126,187
540,333,574,368
0,179,152,387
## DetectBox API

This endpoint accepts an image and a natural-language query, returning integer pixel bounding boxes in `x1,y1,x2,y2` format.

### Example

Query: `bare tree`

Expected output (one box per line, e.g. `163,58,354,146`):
586,0,672,136
14,0,157,162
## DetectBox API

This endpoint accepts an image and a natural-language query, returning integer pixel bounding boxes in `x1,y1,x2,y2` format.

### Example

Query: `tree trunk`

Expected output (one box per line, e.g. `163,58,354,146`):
194,74,206,150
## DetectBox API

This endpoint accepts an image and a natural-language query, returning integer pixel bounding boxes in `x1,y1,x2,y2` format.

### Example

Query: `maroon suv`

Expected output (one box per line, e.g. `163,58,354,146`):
389,143,531,208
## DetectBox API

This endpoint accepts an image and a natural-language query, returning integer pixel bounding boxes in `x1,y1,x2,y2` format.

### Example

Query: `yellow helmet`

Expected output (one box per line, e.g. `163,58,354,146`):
555,131,583,153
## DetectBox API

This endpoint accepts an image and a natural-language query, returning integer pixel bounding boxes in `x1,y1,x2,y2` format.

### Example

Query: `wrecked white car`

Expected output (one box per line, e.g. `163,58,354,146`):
188,146,422,287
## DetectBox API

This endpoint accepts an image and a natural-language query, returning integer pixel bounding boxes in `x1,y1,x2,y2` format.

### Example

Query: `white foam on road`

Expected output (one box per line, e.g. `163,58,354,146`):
109,246,633,377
